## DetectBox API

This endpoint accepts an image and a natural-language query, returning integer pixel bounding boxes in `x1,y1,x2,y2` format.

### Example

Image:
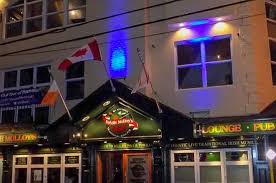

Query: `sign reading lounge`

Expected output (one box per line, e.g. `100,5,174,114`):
201,121,276,136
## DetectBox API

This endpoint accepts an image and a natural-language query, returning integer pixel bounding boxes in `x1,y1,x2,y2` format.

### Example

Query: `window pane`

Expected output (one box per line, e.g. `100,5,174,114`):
20,68,33,86
205,38,231,62
68,8,86,24
31,168,43,183
15,168,27,183
269,40,276,61
69,0,86,9
200,166,221,183
37,66,51,84
47,0,64,13
177,43,201,65
35,107,49,124
27,18,42,33
206,62,233,87
174,153,194,162
271,64,276,85
227,165,249,183
266,3,276,21
178,66,202,89
4,71,17,88
18,108,33,123
47,13,64,29
66,80,84,100
1,110,15,123
174,166,195,183
48,156,61,164
27,2,42,17
48,168,61,183
226,151,248,161
66,62,84,79
199,152,220,162
31,157,44,164
6,22,23,37
65,168,79,183
7,6,24,22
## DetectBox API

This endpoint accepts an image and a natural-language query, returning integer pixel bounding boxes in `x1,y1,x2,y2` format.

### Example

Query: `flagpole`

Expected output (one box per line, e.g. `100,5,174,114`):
48,69,73,121
136,48,163,113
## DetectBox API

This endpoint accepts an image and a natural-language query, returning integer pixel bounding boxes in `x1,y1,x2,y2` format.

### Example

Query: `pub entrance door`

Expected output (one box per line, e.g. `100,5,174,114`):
97,151,152,183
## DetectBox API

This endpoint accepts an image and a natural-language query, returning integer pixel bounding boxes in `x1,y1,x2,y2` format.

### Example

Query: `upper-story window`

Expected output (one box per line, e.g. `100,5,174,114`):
270,39,276,85
176,35,232,90
5,0,86,38
1,65,51,124
66,62,84,100
266,0,276,21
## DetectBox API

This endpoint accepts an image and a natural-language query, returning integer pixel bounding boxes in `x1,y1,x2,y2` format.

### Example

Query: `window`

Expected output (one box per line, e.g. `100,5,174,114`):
266,1,276,21
176,36,233,89
270,39,276,85
66,62,84,100
171,149,253,183
5,0,86,38
13,154,81,183
1,65,51,124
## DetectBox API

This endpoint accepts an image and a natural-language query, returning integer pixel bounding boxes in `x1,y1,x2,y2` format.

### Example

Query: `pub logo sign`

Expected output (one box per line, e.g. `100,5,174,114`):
102,108,138,137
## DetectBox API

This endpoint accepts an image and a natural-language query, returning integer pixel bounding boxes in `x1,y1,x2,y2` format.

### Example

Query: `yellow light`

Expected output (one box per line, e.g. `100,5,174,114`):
212,22,228,33
178,28,192,37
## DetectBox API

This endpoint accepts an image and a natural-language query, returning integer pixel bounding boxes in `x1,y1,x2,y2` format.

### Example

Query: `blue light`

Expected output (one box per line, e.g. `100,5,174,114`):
110,41,128,78
189,36,212,42
188,20,209,26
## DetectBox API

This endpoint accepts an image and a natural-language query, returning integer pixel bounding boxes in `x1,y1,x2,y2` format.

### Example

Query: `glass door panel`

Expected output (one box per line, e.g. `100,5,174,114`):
200,166,221,183
226,165,249,183
47,168,61,183
65,167,79,183
31,168,43,183
174,166,195,183
15,168,27,183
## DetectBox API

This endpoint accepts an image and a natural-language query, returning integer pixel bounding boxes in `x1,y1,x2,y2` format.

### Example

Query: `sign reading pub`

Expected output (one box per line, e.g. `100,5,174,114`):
102,108,138,137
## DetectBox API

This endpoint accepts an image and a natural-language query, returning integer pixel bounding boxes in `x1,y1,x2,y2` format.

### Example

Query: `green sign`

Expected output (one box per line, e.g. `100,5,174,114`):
170,140,256,149
99,142,152,150
201,121,276,137
81,102,161,140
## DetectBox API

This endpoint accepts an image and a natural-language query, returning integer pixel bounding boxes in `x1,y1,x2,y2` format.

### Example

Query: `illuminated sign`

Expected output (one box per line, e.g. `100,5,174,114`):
0,133,38,144
201,121,276,136
102,108,138,138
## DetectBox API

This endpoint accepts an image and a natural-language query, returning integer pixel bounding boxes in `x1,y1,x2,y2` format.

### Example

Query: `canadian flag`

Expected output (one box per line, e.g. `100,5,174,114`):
58,39,102,71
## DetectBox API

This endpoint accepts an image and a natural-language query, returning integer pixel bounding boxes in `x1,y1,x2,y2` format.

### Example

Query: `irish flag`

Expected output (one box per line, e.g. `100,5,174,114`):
58,39,102,71
41,80,59,106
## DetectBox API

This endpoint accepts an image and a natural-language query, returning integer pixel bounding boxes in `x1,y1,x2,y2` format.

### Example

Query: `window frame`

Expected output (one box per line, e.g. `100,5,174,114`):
3,0,87,39
175,35,233,91
0,64,51,124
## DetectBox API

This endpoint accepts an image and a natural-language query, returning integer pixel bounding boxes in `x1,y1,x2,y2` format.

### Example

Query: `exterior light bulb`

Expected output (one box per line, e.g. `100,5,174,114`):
266,149,276,160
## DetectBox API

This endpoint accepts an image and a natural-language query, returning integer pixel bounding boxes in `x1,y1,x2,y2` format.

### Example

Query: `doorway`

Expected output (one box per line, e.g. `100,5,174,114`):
97,151,152,183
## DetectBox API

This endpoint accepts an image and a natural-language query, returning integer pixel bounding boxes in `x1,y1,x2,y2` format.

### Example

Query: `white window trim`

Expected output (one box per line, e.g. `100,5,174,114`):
0,64,51,124
174,35,233,91
4,0,87,39
12,153,82,183
170,148,253,183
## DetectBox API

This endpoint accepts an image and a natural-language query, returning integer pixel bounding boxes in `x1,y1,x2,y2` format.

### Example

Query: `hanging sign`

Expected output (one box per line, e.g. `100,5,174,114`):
102,108,139,138
0,87,43,108
201,121,276,136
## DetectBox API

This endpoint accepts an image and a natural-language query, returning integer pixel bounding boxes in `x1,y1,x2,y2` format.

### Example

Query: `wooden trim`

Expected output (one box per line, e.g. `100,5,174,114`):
96,153,102,183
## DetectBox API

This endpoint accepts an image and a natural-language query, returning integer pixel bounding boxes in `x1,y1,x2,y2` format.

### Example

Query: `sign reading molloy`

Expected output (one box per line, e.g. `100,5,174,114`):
201,121,276,136
0,132,38,144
